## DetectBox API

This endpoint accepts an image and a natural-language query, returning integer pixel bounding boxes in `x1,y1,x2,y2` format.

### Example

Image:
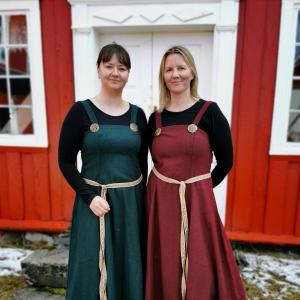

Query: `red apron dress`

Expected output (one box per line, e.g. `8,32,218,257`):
145,101,246,300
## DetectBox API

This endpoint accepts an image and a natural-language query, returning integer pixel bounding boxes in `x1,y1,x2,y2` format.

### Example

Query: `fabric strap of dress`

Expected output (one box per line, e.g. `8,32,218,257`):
152,167,211,300
130,104,138,123
80,100,99,124
192,100,213,125
155,111,162,129
84,175,143,300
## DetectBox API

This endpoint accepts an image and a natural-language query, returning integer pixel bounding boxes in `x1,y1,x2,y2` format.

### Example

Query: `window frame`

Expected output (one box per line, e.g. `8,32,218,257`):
270,0,300,155
0,0,47,147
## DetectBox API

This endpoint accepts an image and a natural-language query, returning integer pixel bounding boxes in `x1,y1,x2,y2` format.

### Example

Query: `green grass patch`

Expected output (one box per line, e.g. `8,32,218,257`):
0,276,26,300
39,287,66,296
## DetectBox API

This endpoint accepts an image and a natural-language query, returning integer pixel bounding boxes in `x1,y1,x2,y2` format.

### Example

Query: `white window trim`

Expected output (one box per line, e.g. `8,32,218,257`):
270,0,300,155
0,0,47,148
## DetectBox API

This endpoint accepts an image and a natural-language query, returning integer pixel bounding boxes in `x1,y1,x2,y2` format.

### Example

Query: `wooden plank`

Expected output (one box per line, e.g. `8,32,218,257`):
0,153,9,219
230,0,268,232
6,153,24,220
227,230,300,246
283,162,300,235
33,153,51,221
40,0,74,221
0,219,70,232
250,0,281,233
21,153,35,219
264,159,287,235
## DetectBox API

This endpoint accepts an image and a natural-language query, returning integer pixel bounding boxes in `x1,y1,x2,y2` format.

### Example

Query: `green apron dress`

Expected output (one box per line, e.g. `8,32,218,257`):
66,100,145,300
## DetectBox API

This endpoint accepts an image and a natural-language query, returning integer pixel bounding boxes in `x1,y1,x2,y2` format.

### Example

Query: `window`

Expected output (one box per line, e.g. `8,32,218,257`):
0,1,47,147
270,0,300,155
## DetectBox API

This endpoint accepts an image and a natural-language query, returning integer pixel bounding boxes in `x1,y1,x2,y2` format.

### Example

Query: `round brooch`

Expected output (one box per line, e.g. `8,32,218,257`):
187,124,198,133
90,123,100,133
155,128,162,136
130,123,139,132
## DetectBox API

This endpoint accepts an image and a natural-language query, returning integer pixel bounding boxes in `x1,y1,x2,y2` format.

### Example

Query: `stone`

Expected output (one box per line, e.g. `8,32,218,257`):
24,233,54,245
21,248,68,288
10,288,64,300
234,250,249,267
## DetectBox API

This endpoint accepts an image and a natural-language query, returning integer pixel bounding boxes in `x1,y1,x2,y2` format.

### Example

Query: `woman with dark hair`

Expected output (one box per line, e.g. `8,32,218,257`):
145,46,246,299
59,43,147,300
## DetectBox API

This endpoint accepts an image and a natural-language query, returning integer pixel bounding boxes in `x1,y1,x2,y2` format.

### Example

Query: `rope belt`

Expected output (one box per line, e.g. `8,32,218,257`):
84,174,143,300
152,167,211,300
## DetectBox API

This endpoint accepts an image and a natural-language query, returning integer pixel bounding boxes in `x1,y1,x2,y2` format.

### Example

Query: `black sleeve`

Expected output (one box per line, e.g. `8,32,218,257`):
58,102,98,206
203,103,233,187
137,108,148,180
147,112,156,151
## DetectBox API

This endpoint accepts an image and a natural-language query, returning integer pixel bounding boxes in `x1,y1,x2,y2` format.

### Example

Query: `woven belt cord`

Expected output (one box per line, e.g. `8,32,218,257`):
84,175,143,300
152,167,211,300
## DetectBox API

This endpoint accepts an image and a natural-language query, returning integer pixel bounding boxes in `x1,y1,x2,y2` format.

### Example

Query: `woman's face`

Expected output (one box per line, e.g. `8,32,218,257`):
163,53,194,95
97,54,129,91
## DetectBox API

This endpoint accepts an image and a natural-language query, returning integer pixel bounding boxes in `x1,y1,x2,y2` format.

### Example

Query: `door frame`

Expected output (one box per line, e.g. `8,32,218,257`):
68,0,239,222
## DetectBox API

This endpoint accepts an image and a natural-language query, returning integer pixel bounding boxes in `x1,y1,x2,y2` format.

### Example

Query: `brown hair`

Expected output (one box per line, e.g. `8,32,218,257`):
158,46,199,111
96,43,131,70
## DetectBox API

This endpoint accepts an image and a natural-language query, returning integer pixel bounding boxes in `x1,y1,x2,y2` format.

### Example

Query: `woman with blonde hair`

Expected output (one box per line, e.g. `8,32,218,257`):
145,46,246,299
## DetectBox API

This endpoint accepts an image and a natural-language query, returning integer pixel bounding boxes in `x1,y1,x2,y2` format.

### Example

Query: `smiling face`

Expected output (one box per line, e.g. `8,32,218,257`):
97,54,129,91
163,53,194,96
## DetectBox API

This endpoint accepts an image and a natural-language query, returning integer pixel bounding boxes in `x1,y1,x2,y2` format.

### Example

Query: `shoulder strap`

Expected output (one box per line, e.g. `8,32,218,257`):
193,101,213,124
155,111,162,128
80,100,98,124
130,104,138,123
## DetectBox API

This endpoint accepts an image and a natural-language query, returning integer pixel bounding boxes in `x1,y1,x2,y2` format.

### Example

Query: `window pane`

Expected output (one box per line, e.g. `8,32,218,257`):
0,16,3,45
0,78,8,105
8,15,27,44
9,47,29,75
10,78,31,105
297,12,300,43
290,80,300,109
0,106,33,134
0,47,6,75
288,112,300,142
294,46,300,76
0,107,10,133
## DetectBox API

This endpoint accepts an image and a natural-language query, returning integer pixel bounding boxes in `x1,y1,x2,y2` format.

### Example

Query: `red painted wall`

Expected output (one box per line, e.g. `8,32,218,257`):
0,0,74,231
226,0,300,245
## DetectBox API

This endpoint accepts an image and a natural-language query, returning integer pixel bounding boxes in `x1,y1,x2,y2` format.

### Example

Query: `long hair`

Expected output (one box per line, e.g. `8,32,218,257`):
158,46,199,111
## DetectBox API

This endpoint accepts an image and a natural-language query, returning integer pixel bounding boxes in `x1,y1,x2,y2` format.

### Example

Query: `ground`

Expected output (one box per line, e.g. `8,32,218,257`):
0,232,300,300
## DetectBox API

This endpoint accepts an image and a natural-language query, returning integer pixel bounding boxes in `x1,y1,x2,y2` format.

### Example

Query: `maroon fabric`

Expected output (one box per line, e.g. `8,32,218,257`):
145,102,246,300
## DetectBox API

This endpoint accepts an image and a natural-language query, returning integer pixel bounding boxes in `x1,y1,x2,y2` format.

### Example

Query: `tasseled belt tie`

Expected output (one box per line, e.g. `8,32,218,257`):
84,174,143,300
152,167,211,300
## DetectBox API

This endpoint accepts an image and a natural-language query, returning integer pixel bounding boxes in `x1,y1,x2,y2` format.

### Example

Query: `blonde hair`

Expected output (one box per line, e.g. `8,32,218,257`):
158,46,199,112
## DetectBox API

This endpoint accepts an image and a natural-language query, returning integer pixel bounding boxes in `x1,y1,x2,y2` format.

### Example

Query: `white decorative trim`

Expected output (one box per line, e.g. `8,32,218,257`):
93,14,133,24
172,12,214,23
140,13,165,24
270,0,300,155
0,1,48,147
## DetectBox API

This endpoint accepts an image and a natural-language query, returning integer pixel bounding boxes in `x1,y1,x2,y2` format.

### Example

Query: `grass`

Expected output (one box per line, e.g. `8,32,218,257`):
0,276,26,300
39,287,66,296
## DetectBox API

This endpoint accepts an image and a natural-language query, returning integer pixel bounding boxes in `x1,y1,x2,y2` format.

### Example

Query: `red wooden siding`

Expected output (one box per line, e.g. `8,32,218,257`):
0,0,74,232
226,0,300,245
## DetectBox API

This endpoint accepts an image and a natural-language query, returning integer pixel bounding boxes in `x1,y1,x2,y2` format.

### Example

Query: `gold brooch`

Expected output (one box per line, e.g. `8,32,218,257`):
130,123,138,132
90,123,100,132
187,124,198,133
155,128,162,136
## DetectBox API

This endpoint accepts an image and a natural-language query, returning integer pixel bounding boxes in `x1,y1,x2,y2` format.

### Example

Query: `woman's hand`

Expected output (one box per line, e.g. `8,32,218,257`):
89,195,110,216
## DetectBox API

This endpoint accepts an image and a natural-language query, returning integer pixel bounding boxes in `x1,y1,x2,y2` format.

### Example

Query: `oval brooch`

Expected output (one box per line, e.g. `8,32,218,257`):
155,128,162,136
130,123,139,132
90,123,100,133
187,124,198,134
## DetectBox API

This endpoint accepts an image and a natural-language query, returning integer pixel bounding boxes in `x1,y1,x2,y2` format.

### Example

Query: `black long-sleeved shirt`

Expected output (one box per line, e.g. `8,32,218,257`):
58,100,148,206
147,99,233,187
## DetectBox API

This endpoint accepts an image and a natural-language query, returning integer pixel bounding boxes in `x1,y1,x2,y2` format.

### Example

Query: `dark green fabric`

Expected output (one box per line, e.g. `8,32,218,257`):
66,100,145,300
